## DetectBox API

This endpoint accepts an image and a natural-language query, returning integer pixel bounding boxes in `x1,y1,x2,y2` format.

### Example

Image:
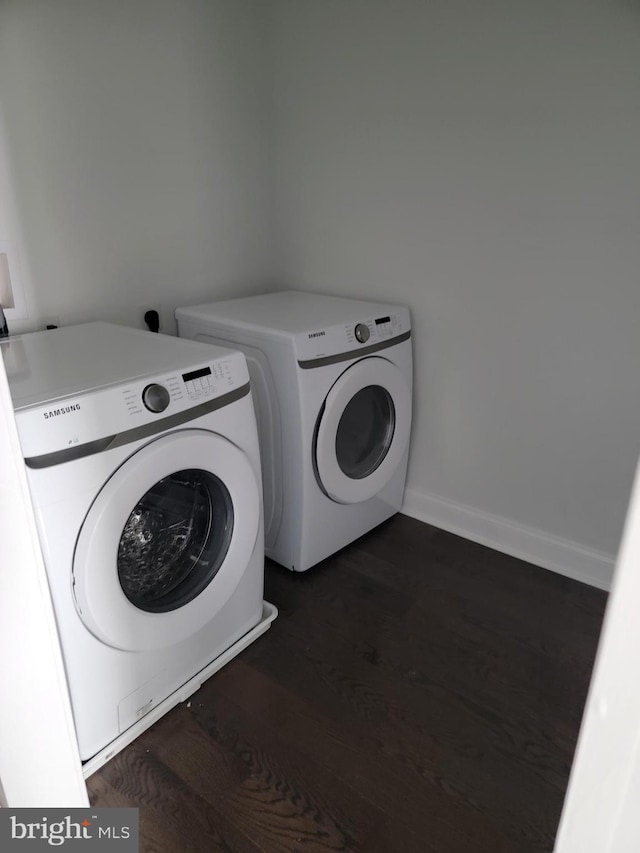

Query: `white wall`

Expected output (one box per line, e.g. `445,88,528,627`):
270,0,640,582
0,0,273,335
1,0,639,585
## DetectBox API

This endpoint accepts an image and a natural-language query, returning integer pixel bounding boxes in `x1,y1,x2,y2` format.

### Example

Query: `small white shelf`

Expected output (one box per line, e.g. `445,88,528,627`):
81,601,278,779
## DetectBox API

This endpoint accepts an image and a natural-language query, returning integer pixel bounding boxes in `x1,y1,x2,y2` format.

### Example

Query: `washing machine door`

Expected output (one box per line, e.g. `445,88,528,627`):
73,429,260,652
314,356,411,504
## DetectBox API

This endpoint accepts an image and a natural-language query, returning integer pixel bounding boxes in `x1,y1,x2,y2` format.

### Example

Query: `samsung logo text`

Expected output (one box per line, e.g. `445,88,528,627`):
43,403,81,420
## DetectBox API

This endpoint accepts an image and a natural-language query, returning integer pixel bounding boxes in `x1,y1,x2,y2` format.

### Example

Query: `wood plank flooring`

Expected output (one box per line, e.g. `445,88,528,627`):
87,515,607,852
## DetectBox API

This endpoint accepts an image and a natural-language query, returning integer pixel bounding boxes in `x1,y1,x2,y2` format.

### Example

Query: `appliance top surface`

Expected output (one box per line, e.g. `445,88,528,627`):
2,321,238,408
177,290,409,336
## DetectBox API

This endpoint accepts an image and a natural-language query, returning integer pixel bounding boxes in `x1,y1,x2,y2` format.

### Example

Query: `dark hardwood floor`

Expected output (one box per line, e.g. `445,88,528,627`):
87,515,607,852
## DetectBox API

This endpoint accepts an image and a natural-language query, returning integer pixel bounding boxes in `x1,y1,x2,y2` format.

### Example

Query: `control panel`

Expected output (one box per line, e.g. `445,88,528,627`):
122,360,236,418
295,307,410,362
17,350,248,459
344,313,404,347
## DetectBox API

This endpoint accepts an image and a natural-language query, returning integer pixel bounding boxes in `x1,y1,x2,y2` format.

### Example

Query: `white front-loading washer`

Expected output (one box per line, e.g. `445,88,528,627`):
176,291,413,572
2,322,275,772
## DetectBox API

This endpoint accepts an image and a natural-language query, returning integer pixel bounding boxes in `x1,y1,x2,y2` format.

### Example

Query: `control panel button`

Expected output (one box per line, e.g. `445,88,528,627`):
142,383,171,413
354,323,370,344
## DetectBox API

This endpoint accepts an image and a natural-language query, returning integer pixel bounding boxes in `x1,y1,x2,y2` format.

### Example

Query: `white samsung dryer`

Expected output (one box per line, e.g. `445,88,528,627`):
176,291,413,572
2,322,275,772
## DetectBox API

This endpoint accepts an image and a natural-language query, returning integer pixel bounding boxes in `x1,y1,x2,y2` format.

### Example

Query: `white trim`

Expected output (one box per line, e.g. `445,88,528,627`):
401,487,614,591
555,459,640,851
0,350,88,806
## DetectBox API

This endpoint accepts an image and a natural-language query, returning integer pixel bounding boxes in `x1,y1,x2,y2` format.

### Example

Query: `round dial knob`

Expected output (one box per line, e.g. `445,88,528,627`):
354,323,370,344
142,383,171,413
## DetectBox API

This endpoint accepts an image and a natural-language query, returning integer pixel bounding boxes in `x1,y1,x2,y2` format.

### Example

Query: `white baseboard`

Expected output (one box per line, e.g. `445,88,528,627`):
401,488,614,592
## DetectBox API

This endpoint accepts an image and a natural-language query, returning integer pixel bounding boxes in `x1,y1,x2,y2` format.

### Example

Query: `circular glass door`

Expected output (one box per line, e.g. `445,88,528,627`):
73,430,260,652
314,357,411,504
335,386,396,479
117,469,233,613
